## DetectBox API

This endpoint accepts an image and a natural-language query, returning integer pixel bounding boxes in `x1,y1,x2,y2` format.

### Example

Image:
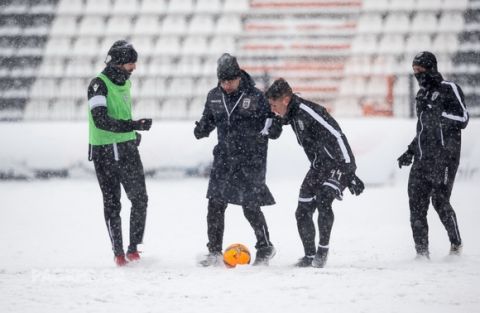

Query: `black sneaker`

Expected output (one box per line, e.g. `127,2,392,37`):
294,256,314,267
312,247,329,268
252,246,276,266
199,252,223,267
449,243,463,256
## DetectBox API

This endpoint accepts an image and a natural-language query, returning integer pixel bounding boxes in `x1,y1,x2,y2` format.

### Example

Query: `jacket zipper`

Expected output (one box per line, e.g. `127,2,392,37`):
439,122,445,147
418,111,424,160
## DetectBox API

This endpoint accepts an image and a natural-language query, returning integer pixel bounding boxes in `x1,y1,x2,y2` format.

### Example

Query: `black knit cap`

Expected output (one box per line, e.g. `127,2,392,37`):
412,51,438,72
105,40,138,65
217,53,241,81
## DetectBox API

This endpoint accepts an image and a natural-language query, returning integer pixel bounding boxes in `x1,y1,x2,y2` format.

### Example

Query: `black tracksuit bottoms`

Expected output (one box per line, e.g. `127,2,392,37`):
408,161,462,254
206,198,272,253
296,167,347,257
92,140,148,256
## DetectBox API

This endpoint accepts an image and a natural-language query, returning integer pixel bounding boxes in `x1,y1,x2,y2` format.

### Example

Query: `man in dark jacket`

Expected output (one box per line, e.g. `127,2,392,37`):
398,51,469,259
266,78,364,267
87,40,152,266
265,78,364,268
194,53,282,266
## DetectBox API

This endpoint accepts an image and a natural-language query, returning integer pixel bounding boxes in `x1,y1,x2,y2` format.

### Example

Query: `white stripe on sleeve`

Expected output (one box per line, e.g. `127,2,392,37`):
299,103,351,163
89,95,107,110
441,81,468,122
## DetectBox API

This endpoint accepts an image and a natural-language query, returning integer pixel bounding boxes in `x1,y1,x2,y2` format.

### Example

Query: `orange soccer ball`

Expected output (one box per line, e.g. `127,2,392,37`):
223,243,251,268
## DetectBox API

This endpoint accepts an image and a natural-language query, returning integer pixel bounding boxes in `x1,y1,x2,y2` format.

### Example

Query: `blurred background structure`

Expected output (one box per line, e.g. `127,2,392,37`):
0,0,479,121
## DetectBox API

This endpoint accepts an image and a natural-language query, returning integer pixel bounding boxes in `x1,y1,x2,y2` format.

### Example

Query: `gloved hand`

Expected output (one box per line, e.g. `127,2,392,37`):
346,174,365,196
134,132,142,146
133,118,152,131
397,149,414,168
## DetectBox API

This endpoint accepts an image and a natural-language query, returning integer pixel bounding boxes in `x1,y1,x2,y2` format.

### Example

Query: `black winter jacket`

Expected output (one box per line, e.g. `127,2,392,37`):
194,70,282,206
283,94,357,175
407,78,469,178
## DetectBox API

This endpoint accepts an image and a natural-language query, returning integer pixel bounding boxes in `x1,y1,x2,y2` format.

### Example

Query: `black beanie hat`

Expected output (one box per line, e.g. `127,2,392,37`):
105,40,138,65
412,51,438,72
217,53,241,81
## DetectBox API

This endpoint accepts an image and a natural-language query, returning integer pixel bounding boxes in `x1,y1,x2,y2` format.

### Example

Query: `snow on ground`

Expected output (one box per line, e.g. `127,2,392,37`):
1,177,479,313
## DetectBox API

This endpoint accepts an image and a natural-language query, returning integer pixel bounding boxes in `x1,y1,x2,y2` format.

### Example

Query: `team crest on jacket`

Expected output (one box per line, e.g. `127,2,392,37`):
242,98,251,109
297,119,305,131
431,91,439,101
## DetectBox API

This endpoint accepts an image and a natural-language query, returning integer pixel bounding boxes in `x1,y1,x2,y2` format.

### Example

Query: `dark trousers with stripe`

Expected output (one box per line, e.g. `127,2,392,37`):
296,167,346,256
92,141,148,257
408,161,462,254
206,198,272,253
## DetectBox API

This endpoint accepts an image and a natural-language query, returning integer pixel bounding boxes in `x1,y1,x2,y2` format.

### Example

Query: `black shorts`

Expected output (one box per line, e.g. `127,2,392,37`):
298,167,348,202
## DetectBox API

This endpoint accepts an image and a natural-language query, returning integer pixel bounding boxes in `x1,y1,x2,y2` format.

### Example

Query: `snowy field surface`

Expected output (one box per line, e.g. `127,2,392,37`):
1,178,479,313
1,120,479,313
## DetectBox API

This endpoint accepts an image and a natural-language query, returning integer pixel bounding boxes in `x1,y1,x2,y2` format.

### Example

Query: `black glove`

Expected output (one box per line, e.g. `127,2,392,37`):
397,149,414,168
347,174,365,196
133,118,152,131
134,132,142,146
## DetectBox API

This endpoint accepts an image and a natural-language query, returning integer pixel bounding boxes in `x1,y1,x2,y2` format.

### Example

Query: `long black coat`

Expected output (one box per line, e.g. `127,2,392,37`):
194,70,281,206
407,77,469,183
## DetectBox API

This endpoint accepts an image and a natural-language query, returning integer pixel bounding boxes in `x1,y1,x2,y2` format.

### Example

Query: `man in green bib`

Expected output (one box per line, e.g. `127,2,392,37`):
87,40,152,266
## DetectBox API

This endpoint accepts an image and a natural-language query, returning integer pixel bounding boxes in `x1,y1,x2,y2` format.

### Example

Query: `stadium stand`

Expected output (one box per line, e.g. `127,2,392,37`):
0,0,478,120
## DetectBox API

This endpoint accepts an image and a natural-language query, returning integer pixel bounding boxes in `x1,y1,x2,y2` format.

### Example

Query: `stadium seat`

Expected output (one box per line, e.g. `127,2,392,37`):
357,14,383,34
162,16,188,35
415,0,443,11
133,16,161,36
195,0,221,14
442,0,469,10
209,36,236,54
64,59,94,77
438,12,464,32
177,57,204,76
351,35,378,55
167,0,194,14
84,0,110,15
361,0,389,12
432,33,459,53
78,16,106,36
166,78,194,97
133,99,160,120
72,37,100,57
154,37,181,56
44,38,72,57
24,99,52,120
105,16,133,37
160,98,189,119
56,0,84,15
112,0,139,15
182,37,209,56
38,58,65,77
50,16,78,37
148,57,177,76
139,78,166,98
130,36,155,57
188,15,216,35
223,0,249,13
383,13,410,33
410,13,438,33
216,15,243,34
378,34,405,54
139,0,167,14
30,78,57,99
405,34,432,53
389,0,416,12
